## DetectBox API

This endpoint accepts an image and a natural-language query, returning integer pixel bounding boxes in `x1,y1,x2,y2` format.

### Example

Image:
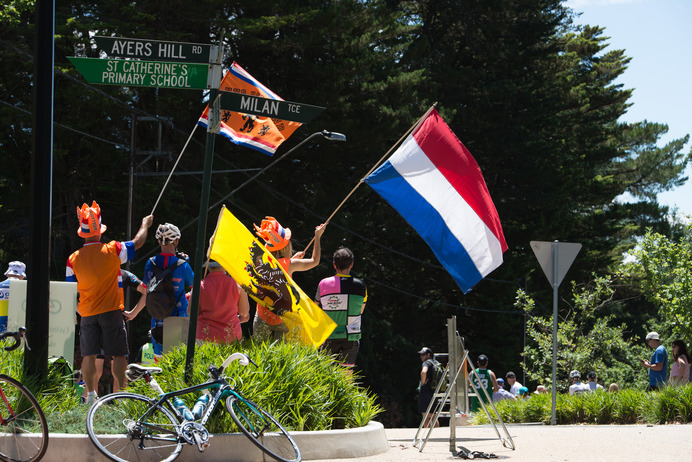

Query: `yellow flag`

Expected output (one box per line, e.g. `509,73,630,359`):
208,206,336,347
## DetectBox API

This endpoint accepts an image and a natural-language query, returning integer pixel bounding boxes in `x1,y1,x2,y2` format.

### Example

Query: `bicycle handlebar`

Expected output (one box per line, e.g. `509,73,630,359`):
0,327,29,352
219,352,257,375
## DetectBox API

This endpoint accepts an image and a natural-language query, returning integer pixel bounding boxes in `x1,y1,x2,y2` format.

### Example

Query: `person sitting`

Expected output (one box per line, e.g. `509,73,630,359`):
493,378,516,402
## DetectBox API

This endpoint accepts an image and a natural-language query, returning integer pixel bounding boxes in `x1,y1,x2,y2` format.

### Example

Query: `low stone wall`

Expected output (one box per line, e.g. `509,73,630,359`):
42,421,389,461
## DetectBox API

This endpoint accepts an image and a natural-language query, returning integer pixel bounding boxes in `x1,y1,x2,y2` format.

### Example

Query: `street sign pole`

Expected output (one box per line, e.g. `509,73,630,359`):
530,240,582,426
551,241,559,425
184,44,223,383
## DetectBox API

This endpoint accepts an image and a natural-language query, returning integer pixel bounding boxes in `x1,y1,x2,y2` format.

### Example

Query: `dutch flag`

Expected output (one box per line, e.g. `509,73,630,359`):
364,109,508,293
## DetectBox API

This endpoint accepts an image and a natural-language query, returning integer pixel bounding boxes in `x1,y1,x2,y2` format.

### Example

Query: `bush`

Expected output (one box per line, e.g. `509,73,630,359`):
469,384,692,425
1,340,382,433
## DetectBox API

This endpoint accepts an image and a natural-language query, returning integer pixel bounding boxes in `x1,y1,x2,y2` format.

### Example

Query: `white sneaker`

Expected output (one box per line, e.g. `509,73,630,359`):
86,393,99,405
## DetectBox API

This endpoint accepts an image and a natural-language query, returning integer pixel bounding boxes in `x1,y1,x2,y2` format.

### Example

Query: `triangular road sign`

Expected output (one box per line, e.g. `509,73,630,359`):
530,241,582,287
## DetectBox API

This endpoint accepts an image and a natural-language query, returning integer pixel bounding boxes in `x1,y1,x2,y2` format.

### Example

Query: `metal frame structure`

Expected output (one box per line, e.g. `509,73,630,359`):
413,316,515,455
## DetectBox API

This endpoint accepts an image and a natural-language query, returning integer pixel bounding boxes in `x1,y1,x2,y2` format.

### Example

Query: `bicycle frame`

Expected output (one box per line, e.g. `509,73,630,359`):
137,371,246,430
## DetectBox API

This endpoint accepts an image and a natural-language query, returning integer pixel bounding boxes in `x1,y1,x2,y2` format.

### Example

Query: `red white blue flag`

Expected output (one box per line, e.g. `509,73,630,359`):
364,109,508,293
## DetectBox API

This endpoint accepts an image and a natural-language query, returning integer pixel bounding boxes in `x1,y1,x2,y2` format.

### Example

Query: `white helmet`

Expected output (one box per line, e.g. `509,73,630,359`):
569,370,581,379
155,223,181,244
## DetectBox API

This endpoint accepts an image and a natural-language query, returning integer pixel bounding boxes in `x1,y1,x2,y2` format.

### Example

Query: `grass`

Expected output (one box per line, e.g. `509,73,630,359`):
0,340,382,434
470,384,692,425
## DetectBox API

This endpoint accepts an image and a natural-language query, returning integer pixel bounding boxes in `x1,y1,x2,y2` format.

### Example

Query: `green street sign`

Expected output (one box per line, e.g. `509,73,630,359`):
68,57,209,89
219,92,325,124
94,36,212,63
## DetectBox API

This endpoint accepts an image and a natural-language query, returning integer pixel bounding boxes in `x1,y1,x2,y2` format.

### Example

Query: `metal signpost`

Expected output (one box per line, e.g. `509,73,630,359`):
530,240,581,425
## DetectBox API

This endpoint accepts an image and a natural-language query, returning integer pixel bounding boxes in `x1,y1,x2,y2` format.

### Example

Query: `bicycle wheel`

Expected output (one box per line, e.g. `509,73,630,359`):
0,374,48,462
86,392,182,462
226,395,301,462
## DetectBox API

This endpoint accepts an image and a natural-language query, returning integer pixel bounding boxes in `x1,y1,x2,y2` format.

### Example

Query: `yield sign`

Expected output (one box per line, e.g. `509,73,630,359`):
530,241,582,287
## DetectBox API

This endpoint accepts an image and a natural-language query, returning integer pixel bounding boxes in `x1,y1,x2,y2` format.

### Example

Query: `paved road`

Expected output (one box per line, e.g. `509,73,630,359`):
312,424,692,462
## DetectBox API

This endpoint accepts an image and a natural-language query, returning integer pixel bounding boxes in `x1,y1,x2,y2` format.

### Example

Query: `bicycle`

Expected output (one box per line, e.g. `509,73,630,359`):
86,352,301,462
0,328,49,462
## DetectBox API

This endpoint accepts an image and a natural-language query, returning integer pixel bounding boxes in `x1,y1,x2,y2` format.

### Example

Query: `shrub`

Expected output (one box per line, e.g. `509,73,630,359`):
468,384,692,425
1,340,382,433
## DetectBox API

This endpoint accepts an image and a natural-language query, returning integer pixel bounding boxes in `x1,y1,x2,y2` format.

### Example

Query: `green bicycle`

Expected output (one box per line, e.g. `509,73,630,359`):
85,352,300,462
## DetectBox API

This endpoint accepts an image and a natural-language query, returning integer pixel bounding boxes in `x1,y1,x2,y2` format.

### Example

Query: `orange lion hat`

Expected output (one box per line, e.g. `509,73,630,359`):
253,216,291,251
77,201,107,238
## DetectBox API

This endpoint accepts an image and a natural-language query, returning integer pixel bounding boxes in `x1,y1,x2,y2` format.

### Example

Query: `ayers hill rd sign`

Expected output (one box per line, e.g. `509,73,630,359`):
93,36,212,62
68,36,215,90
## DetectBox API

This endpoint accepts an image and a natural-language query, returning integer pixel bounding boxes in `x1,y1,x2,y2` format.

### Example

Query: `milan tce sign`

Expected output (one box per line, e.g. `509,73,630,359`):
219,92,325,124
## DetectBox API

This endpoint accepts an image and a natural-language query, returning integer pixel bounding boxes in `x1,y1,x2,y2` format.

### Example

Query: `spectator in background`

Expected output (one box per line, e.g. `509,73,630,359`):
534,385,548,395
669,339,690,386
0,261,26,333
518,387,530,399
568,370,590,395
471,355,499,413
191,259,250,344
608,383,619,393
586,371,603,391
506,371,523,397
641,331,668,391
493,378,515,402
417,347,440,428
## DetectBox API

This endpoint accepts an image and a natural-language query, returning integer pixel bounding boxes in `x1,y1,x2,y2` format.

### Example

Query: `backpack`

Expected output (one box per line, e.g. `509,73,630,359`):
429,359,448,392
146,257,186,319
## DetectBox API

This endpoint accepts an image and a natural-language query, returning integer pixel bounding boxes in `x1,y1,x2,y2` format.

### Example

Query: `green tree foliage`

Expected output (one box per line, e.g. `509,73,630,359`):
626,226,692,340
517,275,648,392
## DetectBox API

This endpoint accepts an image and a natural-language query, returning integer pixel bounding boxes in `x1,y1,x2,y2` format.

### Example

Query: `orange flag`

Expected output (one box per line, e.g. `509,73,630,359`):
198,62,302,155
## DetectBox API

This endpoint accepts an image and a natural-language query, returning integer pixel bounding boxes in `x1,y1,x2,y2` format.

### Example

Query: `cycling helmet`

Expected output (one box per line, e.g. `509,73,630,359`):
569,370,581,379
155,223,181,244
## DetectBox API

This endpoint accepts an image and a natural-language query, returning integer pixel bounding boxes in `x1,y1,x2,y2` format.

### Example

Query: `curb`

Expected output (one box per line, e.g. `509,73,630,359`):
42,421,388,461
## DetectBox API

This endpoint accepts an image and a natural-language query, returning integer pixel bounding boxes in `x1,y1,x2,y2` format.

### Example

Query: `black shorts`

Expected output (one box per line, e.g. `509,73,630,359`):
418,386,439,413
80,309,128,357
322,338,359,366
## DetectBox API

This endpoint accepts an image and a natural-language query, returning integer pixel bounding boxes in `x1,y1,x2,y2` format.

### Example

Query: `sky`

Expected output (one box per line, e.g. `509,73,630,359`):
565,0,692,218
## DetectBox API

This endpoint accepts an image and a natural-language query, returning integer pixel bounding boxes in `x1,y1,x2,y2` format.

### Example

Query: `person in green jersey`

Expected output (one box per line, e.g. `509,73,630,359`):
470,354,498,413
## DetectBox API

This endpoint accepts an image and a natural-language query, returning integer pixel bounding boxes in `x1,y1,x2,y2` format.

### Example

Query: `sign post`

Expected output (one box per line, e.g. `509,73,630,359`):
530,240,581,425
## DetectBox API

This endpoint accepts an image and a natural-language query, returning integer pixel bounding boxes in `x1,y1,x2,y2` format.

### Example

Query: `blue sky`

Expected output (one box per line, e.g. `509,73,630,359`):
565,0,692,218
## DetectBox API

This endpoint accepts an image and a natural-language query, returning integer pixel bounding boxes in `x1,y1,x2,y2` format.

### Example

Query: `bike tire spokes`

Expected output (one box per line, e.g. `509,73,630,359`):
0,376,49,462
227,397,301,462
87,393,183,462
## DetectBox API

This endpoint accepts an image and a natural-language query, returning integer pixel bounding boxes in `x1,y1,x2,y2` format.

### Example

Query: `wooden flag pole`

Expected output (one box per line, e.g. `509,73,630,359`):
301,103,438,253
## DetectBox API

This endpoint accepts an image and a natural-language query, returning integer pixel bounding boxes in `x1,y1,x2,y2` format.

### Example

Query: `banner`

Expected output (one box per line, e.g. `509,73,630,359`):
208,206,336,347
198,62,302,155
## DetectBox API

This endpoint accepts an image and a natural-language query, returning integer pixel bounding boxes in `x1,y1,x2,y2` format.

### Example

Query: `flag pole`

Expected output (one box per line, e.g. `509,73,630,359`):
301,103,438,253
150,123,200,215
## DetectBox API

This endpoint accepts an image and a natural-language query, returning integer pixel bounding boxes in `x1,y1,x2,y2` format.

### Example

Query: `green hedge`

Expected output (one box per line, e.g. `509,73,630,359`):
1,340,381,433
470,385,692,425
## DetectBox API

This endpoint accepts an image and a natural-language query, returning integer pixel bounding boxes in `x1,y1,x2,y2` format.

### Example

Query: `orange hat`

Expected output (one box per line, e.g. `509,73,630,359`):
77,201,107,238
253,216,291,251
